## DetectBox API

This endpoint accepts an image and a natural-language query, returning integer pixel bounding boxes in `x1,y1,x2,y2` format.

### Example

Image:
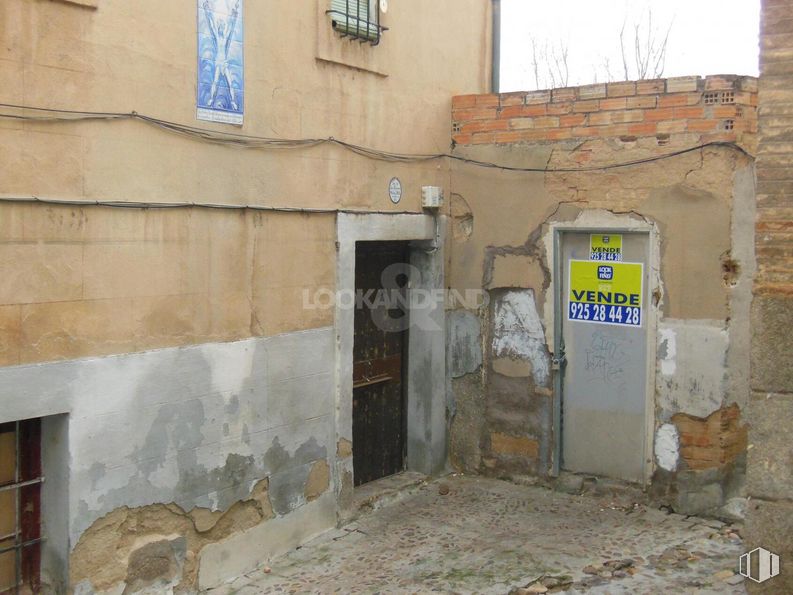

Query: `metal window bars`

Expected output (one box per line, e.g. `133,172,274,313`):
0,421,43,595
327,0,388,45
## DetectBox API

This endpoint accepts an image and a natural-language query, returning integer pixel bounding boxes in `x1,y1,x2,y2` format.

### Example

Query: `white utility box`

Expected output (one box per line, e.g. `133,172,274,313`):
421,186,443,209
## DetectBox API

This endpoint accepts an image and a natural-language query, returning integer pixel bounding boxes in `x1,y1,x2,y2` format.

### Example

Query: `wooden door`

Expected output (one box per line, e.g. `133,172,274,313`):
352,241,408,486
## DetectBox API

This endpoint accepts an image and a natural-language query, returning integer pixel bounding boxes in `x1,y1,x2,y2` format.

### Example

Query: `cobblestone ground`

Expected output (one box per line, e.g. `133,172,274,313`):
207,475,746,594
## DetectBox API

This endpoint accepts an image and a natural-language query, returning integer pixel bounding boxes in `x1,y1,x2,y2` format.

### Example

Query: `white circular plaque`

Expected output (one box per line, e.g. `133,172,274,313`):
388,178,402,204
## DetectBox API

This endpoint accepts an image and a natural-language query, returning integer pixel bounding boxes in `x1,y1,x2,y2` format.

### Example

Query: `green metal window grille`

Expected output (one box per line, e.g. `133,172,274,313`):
328,0,387,44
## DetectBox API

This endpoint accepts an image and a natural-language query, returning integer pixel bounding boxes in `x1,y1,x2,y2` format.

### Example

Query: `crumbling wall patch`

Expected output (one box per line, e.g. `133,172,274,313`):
491,290,549,387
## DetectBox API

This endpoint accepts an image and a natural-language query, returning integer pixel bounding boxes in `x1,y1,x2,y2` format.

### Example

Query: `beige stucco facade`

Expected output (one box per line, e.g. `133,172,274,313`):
0,0,489,365
0,1,490,592
3,1,784,593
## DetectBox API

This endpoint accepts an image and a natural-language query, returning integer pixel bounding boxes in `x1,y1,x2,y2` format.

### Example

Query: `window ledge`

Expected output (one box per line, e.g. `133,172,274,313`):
53,0,99,8
316,0,388,77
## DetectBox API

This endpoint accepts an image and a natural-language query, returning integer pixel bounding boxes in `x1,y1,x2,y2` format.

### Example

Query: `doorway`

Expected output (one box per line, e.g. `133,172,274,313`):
352,241,409,486
557,231,650,482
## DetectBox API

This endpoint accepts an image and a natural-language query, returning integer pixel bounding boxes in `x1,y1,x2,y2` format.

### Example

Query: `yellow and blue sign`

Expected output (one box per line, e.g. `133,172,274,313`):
568,259,643,327
589,234,623,261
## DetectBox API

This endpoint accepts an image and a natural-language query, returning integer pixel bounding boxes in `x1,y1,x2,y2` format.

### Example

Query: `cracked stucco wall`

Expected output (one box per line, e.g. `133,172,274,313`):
0,208,336,367
0,327,337,592
446,136,754,514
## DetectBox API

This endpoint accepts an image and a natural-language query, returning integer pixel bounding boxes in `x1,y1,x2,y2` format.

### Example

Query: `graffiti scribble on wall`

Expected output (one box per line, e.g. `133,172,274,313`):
197,0,244,125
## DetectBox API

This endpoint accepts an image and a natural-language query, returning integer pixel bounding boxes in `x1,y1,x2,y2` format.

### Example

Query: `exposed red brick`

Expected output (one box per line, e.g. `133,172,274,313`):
551,88,577,102
628,122,658,135
600,97,628,110
666,76,700,93
578,83,607,99
452,107,497,121
611,111,644,124
627,95,658,109
460,119,509,133
452,94,478,109
687,119,719,132
644,108,677,121
588,111,613,126
499,92,526,106
475,94,500,107
471,131,496,144
672,405,747,471
532,116,561,128
636,79,666,95
573,99,600,113
492,131,527,144
571,126,604,137
658,94,694,108
560,113,587,127
607,81,637,97
547,102,573,115
704,75,737,90
509,117,535,130
545,128,573,140
711,105,739,118
525,90,552,104
499,104,546,119
674,106,706,119
450,76,756,147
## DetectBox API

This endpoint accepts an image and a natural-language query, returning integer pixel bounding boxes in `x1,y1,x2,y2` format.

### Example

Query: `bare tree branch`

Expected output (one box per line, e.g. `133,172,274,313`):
619,21,630,80
618,9,672,81
527,9,672,89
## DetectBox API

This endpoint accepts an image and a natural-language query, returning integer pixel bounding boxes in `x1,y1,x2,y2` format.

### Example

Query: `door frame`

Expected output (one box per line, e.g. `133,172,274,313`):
335,213,447,506
550,220,659,485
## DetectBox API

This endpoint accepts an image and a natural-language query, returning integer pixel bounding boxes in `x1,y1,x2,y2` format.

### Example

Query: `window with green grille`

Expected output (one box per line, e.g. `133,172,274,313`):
328,0,385,44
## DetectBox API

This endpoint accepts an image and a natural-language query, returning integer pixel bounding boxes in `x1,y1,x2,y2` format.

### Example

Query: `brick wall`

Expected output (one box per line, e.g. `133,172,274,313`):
755,3,793,294
672,405,747,472
746,0,793,590
452,75,757,150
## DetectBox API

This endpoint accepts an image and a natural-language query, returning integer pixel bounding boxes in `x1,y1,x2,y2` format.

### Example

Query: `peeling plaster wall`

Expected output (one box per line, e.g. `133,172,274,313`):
656,320,729,420
0,327,336,592
491,290,550,387
446,310,482,379
446,132,755,513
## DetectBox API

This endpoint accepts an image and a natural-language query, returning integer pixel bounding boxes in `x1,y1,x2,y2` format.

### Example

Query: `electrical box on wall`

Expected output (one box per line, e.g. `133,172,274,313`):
421,186,443,209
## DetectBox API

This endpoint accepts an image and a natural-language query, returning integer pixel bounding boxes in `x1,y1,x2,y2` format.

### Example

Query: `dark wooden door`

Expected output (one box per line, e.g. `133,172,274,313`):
353,241,408,486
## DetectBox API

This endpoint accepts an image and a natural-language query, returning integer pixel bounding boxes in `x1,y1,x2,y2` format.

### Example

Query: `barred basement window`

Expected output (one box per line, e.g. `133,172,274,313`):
328,0,387,45
0,420,43,593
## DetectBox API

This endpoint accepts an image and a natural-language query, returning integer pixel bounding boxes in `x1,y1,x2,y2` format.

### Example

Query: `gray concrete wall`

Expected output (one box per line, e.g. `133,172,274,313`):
0,327,336,592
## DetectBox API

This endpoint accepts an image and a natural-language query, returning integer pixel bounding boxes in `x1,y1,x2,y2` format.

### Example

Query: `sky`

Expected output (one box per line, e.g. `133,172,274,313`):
500,0,760,92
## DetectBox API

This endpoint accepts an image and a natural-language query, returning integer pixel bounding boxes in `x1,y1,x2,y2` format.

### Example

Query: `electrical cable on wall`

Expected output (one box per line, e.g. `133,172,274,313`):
0,102,754,173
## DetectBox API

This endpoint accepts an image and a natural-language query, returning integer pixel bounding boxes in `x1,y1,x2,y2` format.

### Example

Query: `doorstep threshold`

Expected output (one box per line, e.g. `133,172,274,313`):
347,471,428,522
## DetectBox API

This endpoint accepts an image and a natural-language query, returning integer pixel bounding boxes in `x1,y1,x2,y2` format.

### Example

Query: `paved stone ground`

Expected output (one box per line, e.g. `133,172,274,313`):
207,475,746,594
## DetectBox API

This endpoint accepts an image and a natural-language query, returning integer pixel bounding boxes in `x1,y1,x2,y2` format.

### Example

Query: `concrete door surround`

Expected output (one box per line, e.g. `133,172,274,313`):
335,213,448,509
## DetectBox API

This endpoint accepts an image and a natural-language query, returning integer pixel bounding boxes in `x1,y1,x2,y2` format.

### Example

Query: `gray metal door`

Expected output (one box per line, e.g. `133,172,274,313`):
559,231,649,482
